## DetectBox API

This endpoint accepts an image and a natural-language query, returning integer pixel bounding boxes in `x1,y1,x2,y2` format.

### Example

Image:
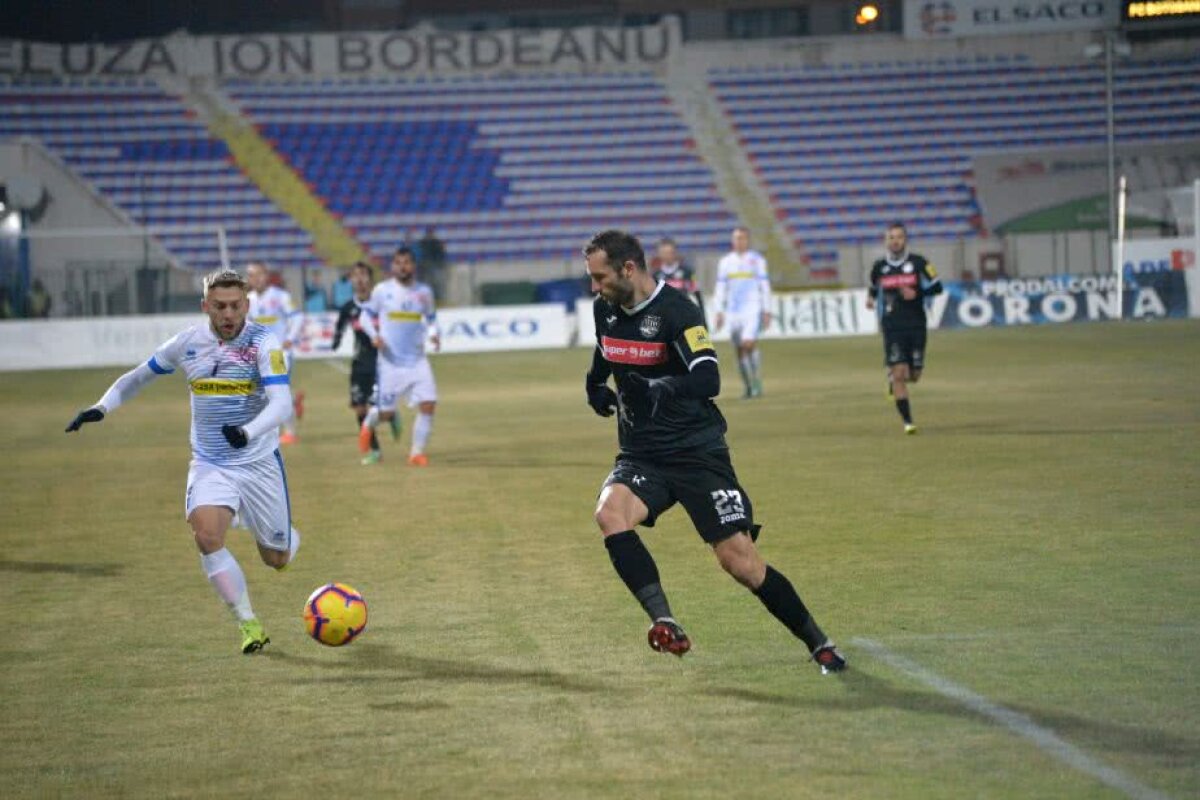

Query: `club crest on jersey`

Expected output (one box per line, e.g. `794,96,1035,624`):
639,315,661,338
606,315,618,327
903,263,914,273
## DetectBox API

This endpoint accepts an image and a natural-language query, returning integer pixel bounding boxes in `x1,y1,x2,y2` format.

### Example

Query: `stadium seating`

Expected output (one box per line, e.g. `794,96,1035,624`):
224,72,738,263
0,79,319,270
710,53,1200,276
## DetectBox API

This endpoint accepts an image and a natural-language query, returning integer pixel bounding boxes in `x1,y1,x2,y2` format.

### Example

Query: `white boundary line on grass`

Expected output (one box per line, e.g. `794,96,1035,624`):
851,637,1172,800
324,360,350,374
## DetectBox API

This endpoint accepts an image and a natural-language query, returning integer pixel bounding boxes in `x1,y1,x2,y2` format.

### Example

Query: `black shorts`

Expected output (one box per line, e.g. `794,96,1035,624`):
349,366,377,407
601,448,759,544
883,327,927,369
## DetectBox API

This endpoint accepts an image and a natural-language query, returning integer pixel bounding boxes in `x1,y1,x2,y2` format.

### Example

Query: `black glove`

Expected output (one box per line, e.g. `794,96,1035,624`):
586,382,618,417
65,407,105,433
222,424,249,449
623,372,676,418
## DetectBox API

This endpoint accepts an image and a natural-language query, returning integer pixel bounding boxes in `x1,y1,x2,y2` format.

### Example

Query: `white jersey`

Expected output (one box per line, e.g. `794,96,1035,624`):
148,322,290,466
362,278,437,368
248,285,301,348
714,249,771,315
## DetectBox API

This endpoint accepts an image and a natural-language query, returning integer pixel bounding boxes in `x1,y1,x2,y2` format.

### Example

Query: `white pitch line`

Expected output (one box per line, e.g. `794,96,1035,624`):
851,637,1172,800
324,360,350,375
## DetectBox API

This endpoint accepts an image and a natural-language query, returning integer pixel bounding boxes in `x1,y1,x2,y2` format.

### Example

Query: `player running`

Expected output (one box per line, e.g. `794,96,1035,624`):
357,246,440,467
583,229,845,675
246,262,304,444
331,261,390,464
712,226,772,398
65,268,301,655
866,222,943,434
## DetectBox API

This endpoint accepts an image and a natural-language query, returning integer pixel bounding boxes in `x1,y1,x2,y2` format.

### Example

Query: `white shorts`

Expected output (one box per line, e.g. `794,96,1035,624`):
376,358,437,412
728,311,762,343
185,453,293,552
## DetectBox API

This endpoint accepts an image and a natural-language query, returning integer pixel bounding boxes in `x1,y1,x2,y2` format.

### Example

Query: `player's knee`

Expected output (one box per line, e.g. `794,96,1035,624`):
593,503,626,535
261,549,289,569
418,401,436,415
191,526,223,554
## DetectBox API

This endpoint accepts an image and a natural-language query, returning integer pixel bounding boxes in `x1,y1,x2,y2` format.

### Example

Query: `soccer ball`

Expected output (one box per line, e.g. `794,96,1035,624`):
303,583,368,646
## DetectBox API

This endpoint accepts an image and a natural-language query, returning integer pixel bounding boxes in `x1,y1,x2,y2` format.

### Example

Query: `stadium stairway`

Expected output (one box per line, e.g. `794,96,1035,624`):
662,68,812,287
177,80,372,268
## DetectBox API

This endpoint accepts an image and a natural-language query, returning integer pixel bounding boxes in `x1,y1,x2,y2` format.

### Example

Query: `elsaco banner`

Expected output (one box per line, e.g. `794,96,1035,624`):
930,272,1190,328
904,0,1120,38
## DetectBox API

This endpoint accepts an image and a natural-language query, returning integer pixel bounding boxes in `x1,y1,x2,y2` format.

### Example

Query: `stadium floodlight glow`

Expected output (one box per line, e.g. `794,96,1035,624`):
856,4,881,25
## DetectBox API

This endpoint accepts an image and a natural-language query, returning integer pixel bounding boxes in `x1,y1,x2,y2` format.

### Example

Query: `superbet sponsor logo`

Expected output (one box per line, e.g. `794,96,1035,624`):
601,336,668,365
880,274,919,289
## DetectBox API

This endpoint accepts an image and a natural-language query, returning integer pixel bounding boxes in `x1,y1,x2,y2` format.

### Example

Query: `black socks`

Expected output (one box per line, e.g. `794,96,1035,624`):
605,530,673,621
754,565,827,653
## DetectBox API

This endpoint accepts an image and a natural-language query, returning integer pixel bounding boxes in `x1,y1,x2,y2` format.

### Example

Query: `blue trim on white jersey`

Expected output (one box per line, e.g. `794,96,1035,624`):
261,375,290,386
148,355,173,374
273,449,292,550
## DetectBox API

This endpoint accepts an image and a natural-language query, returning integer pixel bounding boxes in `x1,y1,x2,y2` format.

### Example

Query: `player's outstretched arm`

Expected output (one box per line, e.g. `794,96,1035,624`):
65,360,163,433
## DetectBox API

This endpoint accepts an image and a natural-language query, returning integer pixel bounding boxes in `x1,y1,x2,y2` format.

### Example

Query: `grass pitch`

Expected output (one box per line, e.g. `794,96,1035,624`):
1,320,1197,799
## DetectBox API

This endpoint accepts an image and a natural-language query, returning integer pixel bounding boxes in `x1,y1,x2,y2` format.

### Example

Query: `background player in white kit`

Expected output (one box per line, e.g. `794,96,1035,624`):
65,269,301,654
712,226,772,398
246,262,304,444
357,246,440,466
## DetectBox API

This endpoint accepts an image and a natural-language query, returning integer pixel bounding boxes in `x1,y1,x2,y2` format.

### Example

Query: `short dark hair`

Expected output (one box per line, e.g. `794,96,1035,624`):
658,236,677,247
351,261,373,276
585,229,647,272
393,246,414,259
887,221,908,234
202,268,248,295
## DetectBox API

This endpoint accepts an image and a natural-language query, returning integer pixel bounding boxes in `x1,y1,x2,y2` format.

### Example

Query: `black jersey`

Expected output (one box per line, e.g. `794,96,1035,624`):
593,282,726,457
868,253,943,331
331,298,377,371
653,261,705,316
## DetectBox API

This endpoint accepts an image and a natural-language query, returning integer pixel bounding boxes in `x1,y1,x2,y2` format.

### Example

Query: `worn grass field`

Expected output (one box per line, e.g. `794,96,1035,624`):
1,319,1197,799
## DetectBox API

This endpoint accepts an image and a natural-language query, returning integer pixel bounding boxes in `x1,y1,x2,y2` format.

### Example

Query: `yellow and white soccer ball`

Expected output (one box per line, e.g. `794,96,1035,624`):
303,583,368,646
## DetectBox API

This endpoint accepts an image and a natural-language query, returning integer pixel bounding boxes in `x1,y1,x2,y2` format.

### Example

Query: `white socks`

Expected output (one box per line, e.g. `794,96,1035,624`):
201,548,254,622
411,413,433,456
288,527,301,563
362,406,380,430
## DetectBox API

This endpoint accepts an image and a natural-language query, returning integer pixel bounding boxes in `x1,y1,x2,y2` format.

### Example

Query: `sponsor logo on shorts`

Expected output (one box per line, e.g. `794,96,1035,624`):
272,530,286,542
387,311,423,322
683,325,713,352
269,349,286,375
602,336,668,366
631,474,646,486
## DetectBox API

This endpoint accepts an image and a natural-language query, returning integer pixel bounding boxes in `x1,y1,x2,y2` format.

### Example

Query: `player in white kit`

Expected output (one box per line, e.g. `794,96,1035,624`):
65,269,300,654
358,246,441,466
712,227,772,398
246,262,304,444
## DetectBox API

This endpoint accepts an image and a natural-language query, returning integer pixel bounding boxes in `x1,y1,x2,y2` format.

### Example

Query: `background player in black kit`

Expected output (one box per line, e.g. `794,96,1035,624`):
866,222,943,434
331,261,388,463
652,236,705,320
583,229,845,675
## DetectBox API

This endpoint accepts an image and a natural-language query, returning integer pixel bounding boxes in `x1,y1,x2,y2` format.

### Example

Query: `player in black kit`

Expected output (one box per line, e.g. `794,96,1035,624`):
331,262,388,463
583,229,845,675
866,222,943,434
652,237,705,320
